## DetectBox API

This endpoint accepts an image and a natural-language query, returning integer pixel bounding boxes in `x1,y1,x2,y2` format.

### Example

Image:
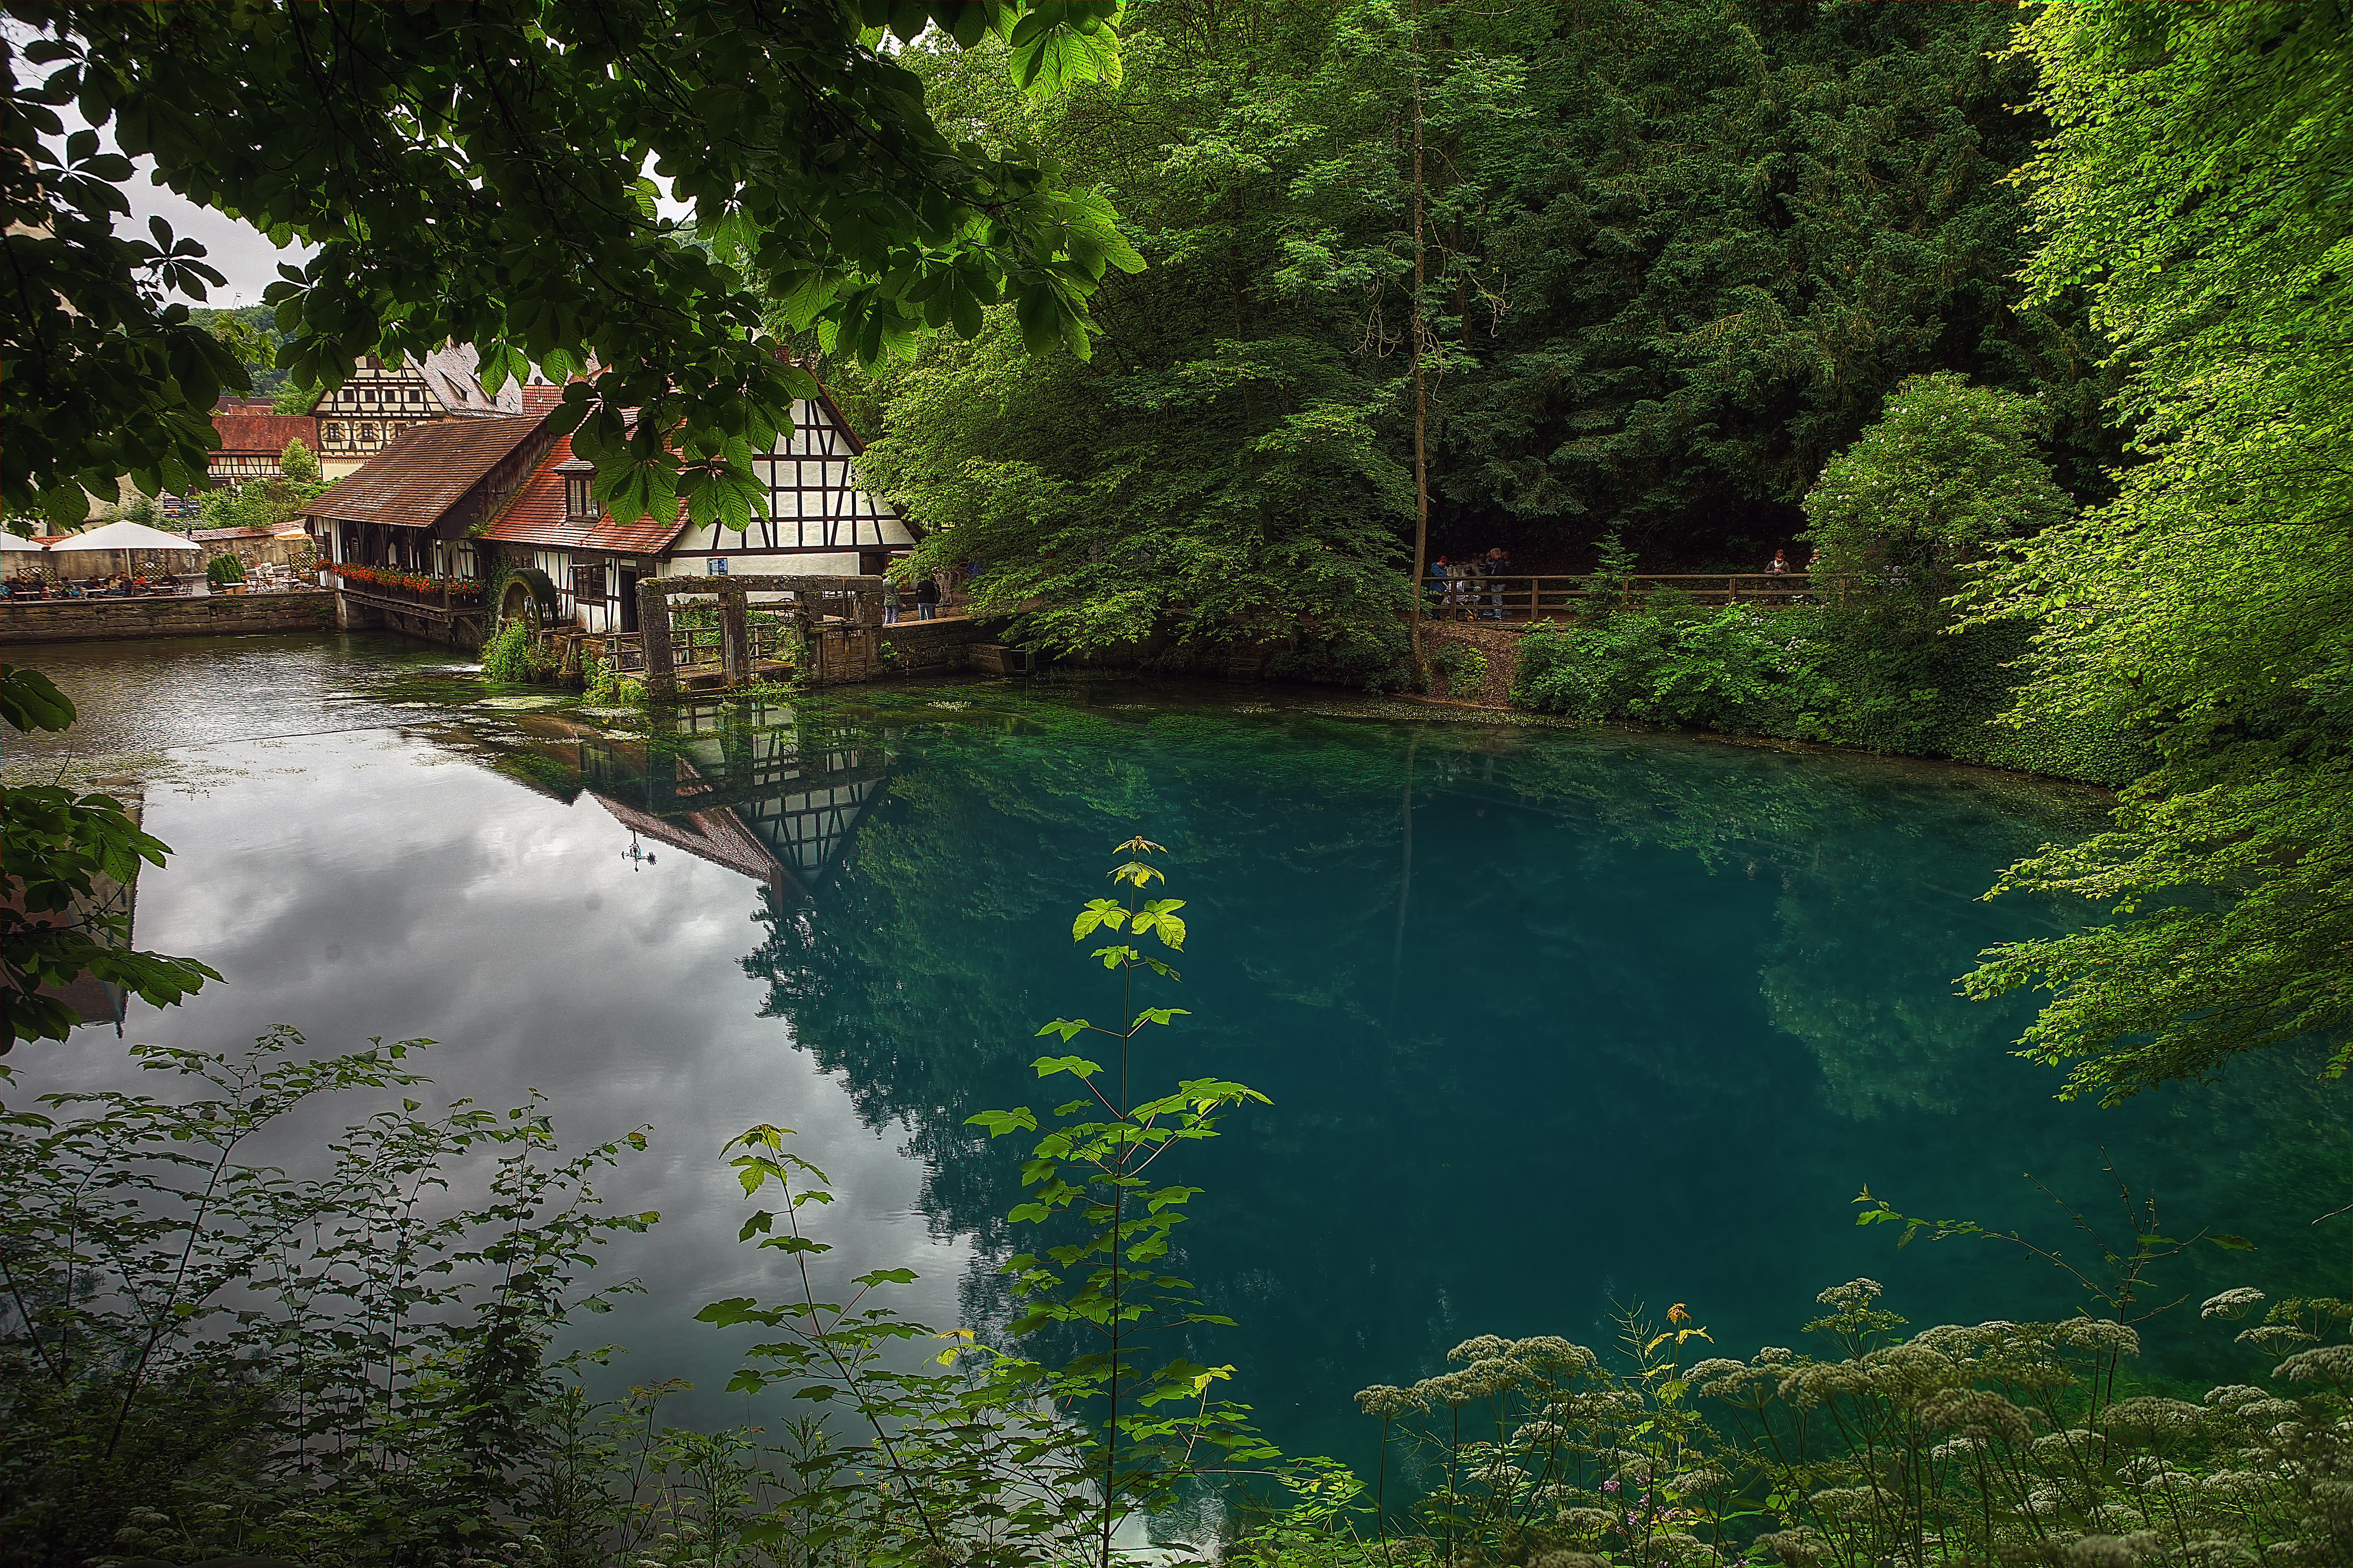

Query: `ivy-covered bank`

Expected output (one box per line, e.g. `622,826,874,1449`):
1473,604,2146,788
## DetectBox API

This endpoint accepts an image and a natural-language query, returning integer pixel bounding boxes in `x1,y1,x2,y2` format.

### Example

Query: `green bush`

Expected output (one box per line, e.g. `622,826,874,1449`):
481,620,532,683
1511,604,2149,786
204,553,243,586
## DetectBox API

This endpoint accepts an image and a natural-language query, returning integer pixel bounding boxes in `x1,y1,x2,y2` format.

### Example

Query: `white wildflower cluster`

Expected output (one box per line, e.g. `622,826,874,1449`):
1510,1334,1598,1372
2197,1470,2270,1501
2203,1385,2272,1415
2014,1485,2067,1519
2236,1324,2320,1355
1448,1334,1513,1363
1920,1387,2035,1443
2054,1531,2163,1568
2201,1287,2267,1321
2118,1454,2194,1486
1513,1419,1568,1446
2051,1318,2142,1357
2033,1429,2107,1462
1754,1528,1830,1568
1814,1278,1886,1309
2274,1344,2353,1384
1670,1467,1731,1495
1929,1435,1985,1463
1552,1388,1643,1421
2103,1397,2208,1434
1684,1356,1765,1399
1553,1506,1616,1539
1776,1360,1865,1408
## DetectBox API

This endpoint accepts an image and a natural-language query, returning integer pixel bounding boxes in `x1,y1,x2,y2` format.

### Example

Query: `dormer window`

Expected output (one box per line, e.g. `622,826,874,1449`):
555,455,597,522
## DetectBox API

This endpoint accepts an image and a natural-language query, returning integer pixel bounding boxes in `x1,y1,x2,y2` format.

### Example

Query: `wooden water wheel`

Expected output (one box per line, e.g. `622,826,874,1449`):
499,566,561,626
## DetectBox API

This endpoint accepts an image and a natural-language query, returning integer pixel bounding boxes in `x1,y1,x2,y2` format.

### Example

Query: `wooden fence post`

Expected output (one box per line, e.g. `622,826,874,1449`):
719,586,752,685
639,577,676,699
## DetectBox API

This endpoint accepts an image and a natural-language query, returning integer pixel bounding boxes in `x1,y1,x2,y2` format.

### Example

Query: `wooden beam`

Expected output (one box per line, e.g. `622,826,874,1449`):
638,575,676,699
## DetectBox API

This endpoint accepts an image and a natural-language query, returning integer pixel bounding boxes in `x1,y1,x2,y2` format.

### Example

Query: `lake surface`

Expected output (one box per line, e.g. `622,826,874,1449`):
6,633,2345,1475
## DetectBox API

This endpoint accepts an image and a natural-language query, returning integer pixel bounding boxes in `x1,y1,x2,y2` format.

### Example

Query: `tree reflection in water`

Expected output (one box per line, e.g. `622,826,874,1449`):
528,685,2349,1472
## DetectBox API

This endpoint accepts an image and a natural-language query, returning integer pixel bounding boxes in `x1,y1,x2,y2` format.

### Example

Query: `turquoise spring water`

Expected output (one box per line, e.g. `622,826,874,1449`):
6,634,2344,1479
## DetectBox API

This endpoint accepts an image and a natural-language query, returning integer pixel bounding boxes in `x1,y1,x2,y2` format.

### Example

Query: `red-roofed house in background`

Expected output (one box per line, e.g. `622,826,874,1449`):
296,387,916,646
208,412,321,482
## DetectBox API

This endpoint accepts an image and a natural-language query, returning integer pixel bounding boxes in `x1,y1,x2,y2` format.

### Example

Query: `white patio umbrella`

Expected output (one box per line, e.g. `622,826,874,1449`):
0,531,43,553
53,518,201,579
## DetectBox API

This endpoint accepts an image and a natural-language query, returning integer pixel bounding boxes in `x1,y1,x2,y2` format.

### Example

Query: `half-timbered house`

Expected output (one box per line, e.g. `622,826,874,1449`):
306,346,536,477
476,391,917,633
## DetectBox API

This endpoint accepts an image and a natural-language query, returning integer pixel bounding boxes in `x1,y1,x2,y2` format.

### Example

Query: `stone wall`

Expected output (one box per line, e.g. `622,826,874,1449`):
880,617,995,675
0,589,337,645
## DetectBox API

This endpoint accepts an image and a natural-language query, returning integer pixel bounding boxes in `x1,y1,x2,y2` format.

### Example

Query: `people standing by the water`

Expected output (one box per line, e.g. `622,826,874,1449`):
1767,548,1791,574
881,576,901,625
1483,546,1511,619
914,575,941,620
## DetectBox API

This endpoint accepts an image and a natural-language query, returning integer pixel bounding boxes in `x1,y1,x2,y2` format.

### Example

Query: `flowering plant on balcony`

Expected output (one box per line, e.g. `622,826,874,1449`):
328,563,484,600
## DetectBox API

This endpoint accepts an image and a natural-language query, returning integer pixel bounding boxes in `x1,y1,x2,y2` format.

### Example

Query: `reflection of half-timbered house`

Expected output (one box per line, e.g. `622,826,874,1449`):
478,392,917,634
541,706,888,899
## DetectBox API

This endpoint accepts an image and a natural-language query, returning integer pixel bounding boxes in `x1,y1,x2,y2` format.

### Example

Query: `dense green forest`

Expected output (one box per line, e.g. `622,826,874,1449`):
844,0,2129,637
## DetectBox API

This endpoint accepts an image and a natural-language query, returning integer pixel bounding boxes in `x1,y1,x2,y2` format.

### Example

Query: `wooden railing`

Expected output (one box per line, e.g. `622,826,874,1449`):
328,565,485,618
1424,573,1832,621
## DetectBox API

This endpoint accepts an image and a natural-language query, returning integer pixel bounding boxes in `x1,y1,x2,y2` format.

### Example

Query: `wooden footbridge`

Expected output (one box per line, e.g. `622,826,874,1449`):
534,574,889,695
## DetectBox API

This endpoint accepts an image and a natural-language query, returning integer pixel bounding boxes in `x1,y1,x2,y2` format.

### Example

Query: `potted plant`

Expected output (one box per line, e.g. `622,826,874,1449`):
206,553,246,595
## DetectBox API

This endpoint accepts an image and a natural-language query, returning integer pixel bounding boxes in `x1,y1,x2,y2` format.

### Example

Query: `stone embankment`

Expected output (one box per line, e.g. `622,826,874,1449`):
0,589,337,645
880,617,996,675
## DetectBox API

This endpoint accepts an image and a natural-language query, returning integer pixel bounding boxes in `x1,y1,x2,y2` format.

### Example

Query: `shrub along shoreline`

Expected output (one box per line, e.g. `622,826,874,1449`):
1453,602,2147,789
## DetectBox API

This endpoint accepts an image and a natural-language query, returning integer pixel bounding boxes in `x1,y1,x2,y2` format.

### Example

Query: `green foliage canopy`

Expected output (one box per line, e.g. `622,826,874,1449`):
1960,0,2353,1099
1801,372,2075,605
1,0,1134,530
1435,0,2124,559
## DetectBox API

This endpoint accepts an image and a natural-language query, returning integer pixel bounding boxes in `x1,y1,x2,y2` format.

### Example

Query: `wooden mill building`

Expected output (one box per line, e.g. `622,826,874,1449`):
298,388,917,644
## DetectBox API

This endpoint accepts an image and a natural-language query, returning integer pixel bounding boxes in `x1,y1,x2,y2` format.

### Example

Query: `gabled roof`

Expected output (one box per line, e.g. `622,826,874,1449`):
297,415,547,529
212,414,319,456
476,428,688,555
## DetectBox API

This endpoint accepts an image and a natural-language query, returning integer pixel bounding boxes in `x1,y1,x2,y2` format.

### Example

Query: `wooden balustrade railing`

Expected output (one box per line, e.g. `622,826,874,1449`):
1423,572,1832,621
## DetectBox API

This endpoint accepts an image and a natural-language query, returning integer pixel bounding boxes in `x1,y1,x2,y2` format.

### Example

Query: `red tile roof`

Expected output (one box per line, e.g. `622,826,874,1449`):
212,413,320,455
297,415,547,530
521,384,568,415
477,428,688,555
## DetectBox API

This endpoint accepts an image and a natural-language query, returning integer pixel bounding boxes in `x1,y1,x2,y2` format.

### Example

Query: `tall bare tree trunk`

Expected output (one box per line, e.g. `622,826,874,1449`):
1407,11,1431,689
